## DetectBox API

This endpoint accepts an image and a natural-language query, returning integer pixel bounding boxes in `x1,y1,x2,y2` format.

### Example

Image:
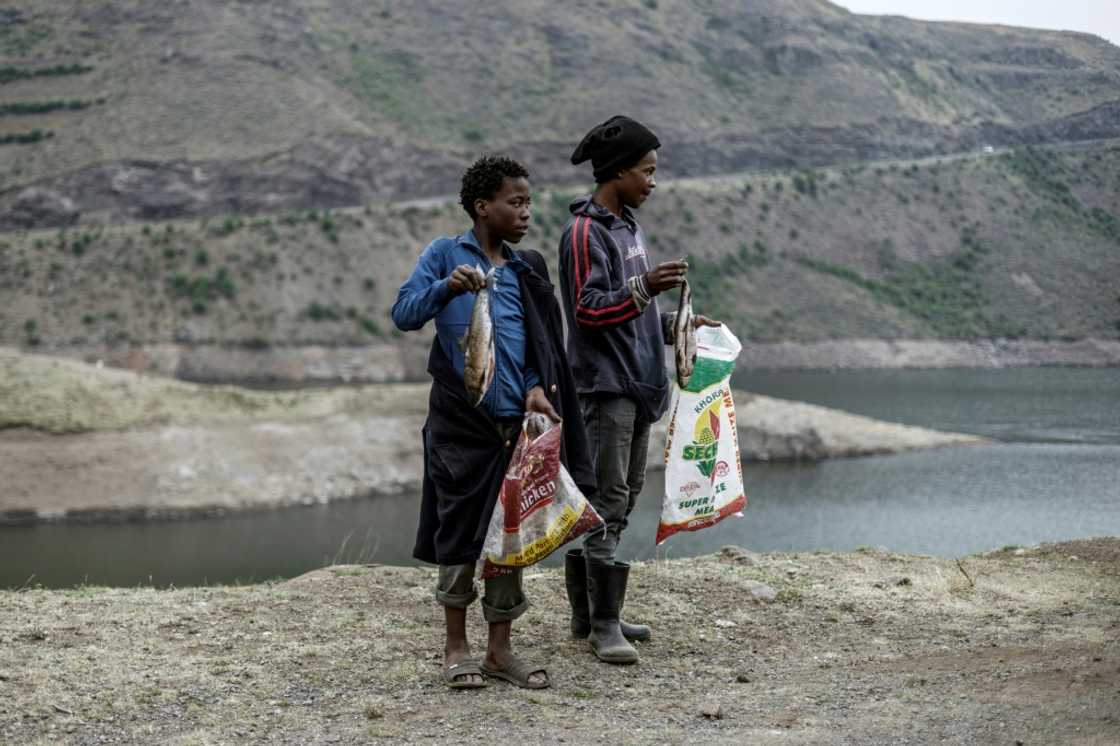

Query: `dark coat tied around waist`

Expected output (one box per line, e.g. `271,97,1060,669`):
413,249,596,566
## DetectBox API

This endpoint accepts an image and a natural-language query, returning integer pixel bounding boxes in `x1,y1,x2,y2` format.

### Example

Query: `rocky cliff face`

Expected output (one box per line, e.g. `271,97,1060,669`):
5,102,1120,230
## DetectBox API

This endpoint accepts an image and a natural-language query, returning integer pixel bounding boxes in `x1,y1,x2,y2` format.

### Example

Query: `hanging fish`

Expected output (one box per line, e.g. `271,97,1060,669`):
460,265,497,406
674,278,698,388
524,411,554,440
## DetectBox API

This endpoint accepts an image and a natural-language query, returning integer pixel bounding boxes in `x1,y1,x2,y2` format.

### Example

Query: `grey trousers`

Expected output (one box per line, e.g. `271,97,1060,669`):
436,564,528,623
580,394,651,562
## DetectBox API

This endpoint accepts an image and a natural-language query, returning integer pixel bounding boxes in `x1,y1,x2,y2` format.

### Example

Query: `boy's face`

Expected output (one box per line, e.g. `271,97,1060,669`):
617,150,658,209
475,176,532,243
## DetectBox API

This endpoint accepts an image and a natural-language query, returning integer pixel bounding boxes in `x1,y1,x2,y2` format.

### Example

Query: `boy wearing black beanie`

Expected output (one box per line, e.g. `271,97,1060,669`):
558,115,719,665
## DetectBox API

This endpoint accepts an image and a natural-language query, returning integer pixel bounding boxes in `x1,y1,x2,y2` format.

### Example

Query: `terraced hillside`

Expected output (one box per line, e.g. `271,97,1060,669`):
1,0,1119,227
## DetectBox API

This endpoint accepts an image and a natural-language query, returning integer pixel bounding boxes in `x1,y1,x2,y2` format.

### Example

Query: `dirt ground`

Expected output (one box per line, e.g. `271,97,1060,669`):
1,538,1117,745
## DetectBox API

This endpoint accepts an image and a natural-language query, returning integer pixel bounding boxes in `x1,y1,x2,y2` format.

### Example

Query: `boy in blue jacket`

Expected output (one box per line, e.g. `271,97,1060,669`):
393,156,595,689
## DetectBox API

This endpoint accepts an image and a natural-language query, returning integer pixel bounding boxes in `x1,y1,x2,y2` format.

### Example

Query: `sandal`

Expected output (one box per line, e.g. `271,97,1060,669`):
480,655,550,689
442,659,487,690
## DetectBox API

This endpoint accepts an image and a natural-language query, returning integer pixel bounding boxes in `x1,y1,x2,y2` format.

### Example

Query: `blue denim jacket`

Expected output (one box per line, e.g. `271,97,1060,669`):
391,230,540,418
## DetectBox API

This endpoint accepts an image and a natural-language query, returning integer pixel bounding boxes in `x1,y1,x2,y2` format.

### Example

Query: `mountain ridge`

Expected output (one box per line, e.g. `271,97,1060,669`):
2,0,1120,228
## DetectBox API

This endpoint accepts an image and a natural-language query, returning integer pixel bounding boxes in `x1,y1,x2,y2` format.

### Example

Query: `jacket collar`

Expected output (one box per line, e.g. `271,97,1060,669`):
569,195,637,230
458,229,530,273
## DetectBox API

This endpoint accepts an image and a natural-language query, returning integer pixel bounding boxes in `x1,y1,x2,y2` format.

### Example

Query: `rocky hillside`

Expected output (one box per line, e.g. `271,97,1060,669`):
1,141,1117,359
1,0,1120,227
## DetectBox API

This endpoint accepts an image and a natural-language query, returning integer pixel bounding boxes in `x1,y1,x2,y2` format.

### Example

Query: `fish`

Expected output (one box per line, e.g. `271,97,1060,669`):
459,265,497,406
674,278,697,388
523,411,554,440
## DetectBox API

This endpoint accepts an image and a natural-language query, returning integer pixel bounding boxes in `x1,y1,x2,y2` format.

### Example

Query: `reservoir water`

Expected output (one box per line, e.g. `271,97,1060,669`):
2,367,1117,589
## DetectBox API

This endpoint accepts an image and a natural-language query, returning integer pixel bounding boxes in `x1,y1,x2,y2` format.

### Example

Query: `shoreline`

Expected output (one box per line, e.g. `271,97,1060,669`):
8,337,1119,386
741,337,1120,370
0,395,985,526
0,350,984,526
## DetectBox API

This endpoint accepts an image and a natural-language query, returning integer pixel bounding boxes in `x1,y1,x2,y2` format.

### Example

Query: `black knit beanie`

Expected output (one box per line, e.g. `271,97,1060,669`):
570,115,660,183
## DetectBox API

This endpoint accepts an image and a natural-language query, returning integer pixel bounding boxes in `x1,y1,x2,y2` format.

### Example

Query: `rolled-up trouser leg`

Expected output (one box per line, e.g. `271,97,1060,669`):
581,395,651,563
481,568,528,623
435,564,478,609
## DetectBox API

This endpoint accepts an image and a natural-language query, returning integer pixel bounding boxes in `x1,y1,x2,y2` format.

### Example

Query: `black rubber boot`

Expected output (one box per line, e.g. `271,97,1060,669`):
564,549,592,638
566,549,651,641
585,559,639,664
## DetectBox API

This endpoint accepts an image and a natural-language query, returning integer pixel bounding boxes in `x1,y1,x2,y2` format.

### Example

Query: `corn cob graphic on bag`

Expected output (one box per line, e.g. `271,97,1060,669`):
659,323,747,544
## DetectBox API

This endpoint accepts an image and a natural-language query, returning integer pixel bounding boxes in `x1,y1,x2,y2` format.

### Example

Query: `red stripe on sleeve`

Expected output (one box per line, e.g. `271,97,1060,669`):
577,295,637,317
570,217,583,300
570,214,643,328
576,305,642,327
580,217,591,290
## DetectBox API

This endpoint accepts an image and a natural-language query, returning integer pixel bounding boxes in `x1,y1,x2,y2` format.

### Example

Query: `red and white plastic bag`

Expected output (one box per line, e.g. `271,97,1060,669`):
481,413,603,578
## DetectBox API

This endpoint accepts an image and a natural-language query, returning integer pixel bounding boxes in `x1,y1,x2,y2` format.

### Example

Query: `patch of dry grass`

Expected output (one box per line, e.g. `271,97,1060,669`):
0,348,428,432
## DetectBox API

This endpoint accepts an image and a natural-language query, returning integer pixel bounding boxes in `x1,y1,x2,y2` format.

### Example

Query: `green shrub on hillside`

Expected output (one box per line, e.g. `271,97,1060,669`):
0,22,54,56
23,319,40,346
211,217,243,237
70,232,96,257
168,267,237,314
1005,147,1120,243
359,316,380,335
1004,147,1076,204
0,99,103,116
306,302,342,322
0,129,53,145
795,256,993,338
319,212,339,243
792,172,818,198
346,52,439,136
1087,207,1120,244
0,63,93,84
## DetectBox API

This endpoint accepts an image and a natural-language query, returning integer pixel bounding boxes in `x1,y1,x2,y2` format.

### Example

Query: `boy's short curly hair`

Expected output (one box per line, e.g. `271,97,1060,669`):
459,156,530,218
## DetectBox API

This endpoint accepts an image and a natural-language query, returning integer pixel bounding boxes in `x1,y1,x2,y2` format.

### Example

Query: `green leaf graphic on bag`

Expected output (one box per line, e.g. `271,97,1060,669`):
682,356,735,393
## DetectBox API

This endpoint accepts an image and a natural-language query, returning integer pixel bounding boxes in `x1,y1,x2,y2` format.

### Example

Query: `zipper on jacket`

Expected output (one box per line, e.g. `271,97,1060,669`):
486,265,501,419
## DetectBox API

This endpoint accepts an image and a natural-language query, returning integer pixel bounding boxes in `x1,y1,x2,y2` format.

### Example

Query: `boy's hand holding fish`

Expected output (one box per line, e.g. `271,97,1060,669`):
524,385,561,424
642,259,688,294
648,255,722,328
448,264,487,294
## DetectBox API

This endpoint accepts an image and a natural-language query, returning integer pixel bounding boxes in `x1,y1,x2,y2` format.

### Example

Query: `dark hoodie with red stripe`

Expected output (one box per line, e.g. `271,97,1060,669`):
558,196,673,423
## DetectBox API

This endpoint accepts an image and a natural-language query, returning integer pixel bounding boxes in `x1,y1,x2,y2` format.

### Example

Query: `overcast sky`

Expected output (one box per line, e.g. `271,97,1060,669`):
836,1,1120,47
